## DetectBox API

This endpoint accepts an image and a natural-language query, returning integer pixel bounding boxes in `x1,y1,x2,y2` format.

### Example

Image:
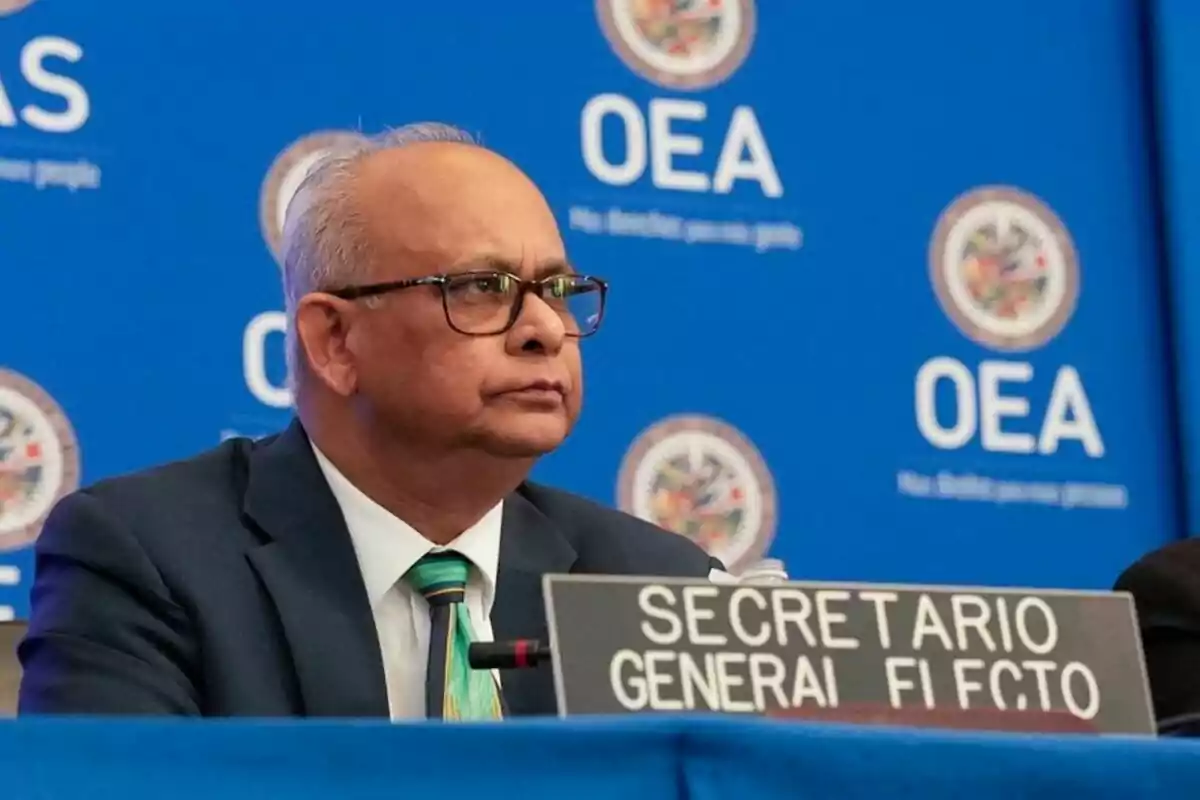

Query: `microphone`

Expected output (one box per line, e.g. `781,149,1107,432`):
468,639,551,670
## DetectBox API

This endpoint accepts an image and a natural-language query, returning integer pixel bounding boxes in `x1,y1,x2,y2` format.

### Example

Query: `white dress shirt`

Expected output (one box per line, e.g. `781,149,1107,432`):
312,444,736,720
311,444,502,721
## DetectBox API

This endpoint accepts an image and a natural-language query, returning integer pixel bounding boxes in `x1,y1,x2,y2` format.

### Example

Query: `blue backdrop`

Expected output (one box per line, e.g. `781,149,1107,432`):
0,0,1181,620
1152,0,1200,538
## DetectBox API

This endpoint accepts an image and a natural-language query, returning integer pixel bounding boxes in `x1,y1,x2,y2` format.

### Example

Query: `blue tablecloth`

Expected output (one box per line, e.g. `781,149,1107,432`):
0,716,1197,798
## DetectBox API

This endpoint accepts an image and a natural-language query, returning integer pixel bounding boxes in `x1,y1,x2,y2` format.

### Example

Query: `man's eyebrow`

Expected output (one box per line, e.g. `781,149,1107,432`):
531,259,574,279
448,255,575,277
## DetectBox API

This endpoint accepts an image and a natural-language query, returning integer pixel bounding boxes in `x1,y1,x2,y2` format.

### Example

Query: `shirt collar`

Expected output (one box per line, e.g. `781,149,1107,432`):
310,443,503,614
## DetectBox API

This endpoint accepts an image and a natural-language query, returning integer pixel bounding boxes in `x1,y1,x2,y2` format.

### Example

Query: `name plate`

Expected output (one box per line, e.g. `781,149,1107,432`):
543,576,1154,734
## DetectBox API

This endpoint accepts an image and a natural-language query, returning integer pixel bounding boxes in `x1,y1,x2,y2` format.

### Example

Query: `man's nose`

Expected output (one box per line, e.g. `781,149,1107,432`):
506,293,566,355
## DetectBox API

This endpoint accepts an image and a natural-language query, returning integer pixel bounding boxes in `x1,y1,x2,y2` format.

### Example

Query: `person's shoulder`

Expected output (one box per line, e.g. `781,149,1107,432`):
1116,537,1200,589
84,434,269,508
517,481,721,576
515,480,677,542
33,433,280,581
1116,538,1200,625
54,433,281,545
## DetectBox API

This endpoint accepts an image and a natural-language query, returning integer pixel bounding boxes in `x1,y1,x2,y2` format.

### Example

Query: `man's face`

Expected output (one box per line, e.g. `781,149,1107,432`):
319,144,585,458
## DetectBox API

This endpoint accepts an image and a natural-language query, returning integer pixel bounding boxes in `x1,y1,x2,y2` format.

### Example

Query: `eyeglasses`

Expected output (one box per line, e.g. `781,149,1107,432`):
326,270,609,337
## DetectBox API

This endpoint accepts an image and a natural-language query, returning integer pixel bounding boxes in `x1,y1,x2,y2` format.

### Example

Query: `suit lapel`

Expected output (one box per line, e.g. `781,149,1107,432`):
492,489,578,716
243,421,389,718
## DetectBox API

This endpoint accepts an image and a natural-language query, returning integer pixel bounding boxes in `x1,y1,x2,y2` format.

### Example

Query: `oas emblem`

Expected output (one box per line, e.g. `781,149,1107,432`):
929,186,1079,352
617,414,776,573
0,0,36,16
596,0,756,91
0,369,80,552
259,130,361,265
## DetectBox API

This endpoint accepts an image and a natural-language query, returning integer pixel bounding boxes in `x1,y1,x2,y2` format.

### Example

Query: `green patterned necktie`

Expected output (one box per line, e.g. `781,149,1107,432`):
405,551,503,721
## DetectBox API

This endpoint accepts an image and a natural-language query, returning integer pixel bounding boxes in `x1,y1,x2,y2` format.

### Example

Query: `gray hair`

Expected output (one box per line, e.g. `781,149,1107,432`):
280,122,479,388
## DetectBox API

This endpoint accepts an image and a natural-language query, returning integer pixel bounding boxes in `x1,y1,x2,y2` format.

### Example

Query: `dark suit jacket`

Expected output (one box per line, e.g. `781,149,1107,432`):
18,420,721,717
1115,538,1200,730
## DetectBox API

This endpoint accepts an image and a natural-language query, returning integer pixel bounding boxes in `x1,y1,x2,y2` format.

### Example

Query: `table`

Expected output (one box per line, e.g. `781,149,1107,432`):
0,716,1197,798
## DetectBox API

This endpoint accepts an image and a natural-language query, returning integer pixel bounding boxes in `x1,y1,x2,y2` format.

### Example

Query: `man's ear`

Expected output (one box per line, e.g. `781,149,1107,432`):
295,294,359,397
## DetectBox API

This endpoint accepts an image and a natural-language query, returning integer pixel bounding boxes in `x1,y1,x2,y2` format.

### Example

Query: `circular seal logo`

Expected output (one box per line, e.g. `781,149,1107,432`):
617,414,776,573
596,0,756,91
929,186,1079,352
0,0,36,16
258,130,361,265
0,369,80,552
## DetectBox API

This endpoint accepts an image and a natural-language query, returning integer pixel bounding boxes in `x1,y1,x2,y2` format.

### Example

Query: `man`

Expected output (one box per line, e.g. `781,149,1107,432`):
19,123,724,719
1115,540,1200,733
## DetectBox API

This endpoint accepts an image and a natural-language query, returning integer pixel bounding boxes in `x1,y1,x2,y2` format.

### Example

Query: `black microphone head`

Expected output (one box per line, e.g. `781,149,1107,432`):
468,640,550,670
